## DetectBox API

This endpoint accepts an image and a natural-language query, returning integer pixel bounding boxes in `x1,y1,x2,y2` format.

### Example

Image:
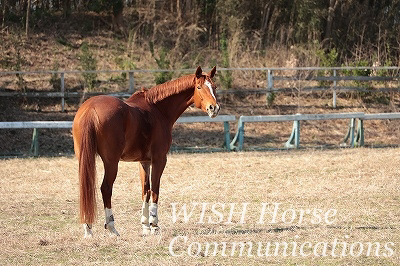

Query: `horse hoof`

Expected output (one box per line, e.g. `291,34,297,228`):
84,232,93,238
142,224,151,236
150,224,160,235
105,223,120,236
83,224,93,238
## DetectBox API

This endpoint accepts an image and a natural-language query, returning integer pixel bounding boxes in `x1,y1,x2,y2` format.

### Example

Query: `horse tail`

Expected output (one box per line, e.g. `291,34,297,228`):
78,111,98,224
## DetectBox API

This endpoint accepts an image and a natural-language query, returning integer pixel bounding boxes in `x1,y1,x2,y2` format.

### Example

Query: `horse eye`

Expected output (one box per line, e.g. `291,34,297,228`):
197,86,201,90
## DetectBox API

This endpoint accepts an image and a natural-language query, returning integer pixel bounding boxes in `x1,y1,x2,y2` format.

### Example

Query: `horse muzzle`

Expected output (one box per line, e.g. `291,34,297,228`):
206,103,220,118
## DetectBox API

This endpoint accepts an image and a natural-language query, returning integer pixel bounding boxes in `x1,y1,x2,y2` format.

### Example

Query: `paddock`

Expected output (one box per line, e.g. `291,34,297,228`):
0,149,398,264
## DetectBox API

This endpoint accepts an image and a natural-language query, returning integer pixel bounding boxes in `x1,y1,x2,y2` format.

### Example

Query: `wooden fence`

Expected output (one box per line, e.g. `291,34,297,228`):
1,67,399,110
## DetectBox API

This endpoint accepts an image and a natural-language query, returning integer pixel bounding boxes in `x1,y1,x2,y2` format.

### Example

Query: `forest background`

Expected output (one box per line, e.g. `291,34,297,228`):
1,0,400,82
1,0,400,154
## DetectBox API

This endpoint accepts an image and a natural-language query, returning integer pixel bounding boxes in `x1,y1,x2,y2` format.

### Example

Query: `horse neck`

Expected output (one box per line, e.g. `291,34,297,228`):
153,86,195,125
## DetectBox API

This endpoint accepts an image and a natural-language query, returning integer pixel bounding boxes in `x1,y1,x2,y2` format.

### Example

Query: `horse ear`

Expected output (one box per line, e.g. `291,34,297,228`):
209,66,216,78
195,66,202,78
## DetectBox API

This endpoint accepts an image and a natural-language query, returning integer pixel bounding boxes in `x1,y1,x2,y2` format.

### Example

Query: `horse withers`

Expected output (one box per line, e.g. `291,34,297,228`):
72,66,219,237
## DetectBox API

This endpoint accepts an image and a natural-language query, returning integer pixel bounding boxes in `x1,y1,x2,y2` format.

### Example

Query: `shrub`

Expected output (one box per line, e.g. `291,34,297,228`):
15,49,26,92
79,42,97,91
219,33,233,89
149,42,173,85
50,62,61,90
316,47,338,87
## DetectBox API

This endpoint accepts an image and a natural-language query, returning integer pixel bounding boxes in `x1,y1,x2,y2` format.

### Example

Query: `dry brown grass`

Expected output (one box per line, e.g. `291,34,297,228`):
0,148,399,265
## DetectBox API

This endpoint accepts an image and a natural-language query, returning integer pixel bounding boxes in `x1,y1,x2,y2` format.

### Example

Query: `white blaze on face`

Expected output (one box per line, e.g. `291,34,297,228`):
204,80,216,100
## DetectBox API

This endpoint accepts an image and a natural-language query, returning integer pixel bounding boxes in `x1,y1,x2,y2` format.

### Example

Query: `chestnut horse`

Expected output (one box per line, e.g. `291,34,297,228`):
73,66,219,237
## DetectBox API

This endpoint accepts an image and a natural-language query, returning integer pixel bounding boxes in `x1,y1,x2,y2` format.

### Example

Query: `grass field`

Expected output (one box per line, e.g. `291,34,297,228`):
0,148,399,265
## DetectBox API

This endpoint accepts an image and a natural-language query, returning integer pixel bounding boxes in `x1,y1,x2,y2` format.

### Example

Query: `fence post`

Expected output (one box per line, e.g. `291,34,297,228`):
229,117,242,151
236,118,245,151
349,118,356,147
224,121,230,151
61,72,65,112
285,120,300,149
342,118,356,147
30,128,39,157
333,69,337,108
266,69,273,106
355,119,364,147
129,71,134,93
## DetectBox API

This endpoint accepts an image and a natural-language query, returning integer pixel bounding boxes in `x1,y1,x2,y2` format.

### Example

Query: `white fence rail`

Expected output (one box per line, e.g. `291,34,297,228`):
3,112,400,156
0,115,236,156
230,112,400,150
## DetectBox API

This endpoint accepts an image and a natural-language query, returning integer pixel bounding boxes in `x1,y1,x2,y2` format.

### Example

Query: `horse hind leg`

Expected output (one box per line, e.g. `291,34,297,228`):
104,207,119,236
83,224,93,238
101,160,120,236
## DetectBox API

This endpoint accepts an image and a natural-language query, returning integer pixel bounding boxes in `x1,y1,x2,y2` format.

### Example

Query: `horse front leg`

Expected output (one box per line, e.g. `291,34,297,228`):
149,156,167,234
139,161,151,235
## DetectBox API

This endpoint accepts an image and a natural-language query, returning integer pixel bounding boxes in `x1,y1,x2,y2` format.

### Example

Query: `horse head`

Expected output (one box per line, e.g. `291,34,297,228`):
193,66,220,118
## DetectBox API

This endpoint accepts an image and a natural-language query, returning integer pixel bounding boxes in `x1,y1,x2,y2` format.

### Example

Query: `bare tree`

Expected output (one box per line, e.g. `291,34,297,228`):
25,0,31,38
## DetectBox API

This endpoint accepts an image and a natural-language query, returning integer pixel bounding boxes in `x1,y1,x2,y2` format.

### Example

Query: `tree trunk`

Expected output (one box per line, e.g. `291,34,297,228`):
325,0,337,42
25,0,31,38
2,0,7,29
177,0,181,21
63,0,71,18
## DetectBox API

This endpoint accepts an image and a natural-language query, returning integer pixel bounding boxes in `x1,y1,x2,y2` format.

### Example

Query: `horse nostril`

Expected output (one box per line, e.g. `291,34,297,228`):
208,105,214,111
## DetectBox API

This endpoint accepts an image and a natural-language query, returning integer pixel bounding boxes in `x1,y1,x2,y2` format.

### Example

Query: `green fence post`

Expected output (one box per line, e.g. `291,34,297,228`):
30,128,39,157
349,118,356,147
223,121,230,151
294,120,300,148
342,118,356,147
238,121,245,151
229,117,243,151
285,120,300,149
355,119,364,147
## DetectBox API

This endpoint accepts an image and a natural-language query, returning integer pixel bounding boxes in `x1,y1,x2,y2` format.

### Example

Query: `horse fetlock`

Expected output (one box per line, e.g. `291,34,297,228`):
141,215,149,225
149,215,158,226
83,224,93,238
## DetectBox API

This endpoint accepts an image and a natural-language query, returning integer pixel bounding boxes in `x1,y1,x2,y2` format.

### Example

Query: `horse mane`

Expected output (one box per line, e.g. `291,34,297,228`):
144,74,195,104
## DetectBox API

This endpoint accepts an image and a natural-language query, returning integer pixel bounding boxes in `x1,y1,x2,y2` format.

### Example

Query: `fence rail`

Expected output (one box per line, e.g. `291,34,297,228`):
3,112,400,156
1,67,400,110
230,112,400,151
0,115,236,156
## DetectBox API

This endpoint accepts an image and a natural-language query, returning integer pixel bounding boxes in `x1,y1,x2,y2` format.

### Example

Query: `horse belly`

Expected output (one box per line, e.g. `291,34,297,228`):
120,145,151,162
120,122,152,162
